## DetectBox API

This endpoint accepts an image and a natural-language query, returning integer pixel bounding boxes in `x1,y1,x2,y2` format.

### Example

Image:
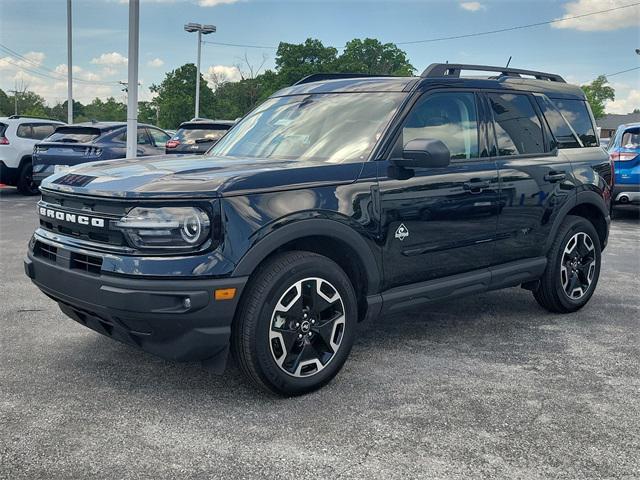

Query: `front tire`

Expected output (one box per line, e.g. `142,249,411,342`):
17,161,39,195
232,251,357,396
533,215,601,313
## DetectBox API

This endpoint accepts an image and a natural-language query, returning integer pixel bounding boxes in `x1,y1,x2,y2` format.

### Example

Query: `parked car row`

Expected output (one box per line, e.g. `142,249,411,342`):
1,116,235,195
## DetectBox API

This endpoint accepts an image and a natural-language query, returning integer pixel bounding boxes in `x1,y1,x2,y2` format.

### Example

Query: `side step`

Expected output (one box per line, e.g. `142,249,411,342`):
372,257,547,316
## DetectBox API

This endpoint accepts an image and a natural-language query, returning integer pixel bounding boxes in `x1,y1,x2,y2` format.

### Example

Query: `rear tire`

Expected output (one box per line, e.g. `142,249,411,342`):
533,215,601,313
232,251,357,396
17,161,39,196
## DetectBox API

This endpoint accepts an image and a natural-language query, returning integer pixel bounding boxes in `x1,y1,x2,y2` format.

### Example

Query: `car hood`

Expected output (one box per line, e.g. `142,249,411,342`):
40,154,364,199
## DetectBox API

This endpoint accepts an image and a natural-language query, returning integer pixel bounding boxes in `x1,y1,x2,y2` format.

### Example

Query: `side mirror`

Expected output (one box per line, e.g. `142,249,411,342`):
397,138,451,169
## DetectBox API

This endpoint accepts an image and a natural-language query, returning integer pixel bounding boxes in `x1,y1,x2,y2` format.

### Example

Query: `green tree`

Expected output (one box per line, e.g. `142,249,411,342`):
138,101,158,125
49,100,85,122
14,91,48,118
150,63,215,129
0,88,11,116
581,75,615,119
337,38,415,76
275,39,338,87
82,97,126,122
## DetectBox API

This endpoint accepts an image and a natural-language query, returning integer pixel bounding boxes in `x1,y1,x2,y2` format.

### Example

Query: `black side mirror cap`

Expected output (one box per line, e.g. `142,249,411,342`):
396,138,451,169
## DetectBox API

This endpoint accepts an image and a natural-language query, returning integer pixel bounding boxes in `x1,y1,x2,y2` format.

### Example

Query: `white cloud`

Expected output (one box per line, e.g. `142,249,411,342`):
90,52,128,66
198,0,240,6
205,64,242,87
552,0,640,31
460,2,484,12
147,58,164,67
0,51,46,71
606,88,640,114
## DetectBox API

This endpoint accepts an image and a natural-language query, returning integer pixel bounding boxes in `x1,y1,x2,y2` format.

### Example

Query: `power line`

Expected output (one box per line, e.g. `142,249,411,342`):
396,2,640,45
202,40,276,50
200,2,640,50
0,43,119,86
603,66,640,78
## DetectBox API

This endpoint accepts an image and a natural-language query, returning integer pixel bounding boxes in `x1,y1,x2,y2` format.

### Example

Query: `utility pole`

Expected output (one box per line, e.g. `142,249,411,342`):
126,0,139,158
67,0,73,124
184,23,216,118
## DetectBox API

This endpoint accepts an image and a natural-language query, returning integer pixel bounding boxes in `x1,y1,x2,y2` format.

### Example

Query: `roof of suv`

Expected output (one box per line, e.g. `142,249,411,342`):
273,63,586,100
0,116,64,124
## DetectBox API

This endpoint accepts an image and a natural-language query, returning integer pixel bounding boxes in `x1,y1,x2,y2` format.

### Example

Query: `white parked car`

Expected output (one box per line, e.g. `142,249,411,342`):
0,116,65,195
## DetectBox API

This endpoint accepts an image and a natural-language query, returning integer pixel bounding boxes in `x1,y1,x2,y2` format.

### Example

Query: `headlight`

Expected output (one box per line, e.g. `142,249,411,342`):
114,207,211,250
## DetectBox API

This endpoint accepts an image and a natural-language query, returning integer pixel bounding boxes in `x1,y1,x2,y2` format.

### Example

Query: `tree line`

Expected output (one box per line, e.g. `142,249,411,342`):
0,37,625,129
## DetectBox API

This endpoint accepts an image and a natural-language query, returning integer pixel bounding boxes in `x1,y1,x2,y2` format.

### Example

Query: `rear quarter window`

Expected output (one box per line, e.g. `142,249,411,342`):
549,98,598,147
487,93,545,156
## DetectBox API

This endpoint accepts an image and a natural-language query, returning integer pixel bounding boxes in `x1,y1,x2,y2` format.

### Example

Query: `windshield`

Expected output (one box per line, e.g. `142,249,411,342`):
46,126,103,143
175,125,231,144
209,92,405,163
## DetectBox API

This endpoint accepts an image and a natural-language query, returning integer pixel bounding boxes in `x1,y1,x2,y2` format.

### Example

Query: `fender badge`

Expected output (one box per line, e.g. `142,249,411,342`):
395,223,409,241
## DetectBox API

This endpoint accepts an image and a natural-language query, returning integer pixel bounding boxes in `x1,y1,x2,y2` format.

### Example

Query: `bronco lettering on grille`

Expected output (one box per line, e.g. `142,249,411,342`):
38,207,105,228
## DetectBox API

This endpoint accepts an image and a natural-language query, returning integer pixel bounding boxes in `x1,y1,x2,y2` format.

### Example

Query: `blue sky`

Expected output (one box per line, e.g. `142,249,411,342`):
1,0,638,113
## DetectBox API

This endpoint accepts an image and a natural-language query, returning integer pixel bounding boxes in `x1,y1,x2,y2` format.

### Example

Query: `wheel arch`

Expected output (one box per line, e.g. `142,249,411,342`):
18,154,32,170
546,190,610,252
232,219,382,321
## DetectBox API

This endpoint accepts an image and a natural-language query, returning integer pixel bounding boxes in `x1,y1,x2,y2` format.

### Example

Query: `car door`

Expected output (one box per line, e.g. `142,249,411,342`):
135,127,158,156
486,91,577,264
377,90,500,289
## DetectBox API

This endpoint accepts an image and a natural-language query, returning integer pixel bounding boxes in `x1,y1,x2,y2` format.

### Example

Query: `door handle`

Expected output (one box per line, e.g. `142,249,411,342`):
544,171,566,183
463,179,491,193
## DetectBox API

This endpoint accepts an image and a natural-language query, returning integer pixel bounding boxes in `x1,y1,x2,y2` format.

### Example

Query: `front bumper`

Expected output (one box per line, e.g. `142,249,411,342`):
25,244,247,371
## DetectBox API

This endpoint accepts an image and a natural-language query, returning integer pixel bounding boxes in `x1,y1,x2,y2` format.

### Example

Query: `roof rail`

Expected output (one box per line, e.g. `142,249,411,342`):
421,63,566,83
7,115,64,122
293,72,398,86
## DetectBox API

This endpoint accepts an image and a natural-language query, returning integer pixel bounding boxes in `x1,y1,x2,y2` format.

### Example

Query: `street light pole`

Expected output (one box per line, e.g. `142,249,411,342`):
184,23,216,119
67,0,73,124
126,0,140,159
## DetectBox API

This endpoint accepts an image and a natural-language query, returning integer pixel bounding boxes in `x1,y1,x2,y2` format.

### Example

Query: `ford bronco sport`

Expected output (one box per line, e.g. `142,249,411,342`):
25,64,613,395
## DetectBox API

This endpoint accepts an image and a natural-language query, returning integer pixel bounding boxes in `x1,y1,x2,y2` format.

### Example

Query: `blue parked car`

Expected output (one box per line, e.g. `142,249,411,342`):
33,122,171,184
608,122,640,205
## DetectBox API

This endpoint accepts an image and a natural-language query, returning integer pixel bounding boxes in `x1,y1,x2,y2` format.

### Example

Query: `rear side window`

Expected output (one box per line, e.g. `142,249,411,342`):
0,123,6,136
549,98,598,147
487,93,545,156
47,127,102,143
620,127,640,150
399,92,479,160
16,124,32,138
31,124,57,140
175,124,231,144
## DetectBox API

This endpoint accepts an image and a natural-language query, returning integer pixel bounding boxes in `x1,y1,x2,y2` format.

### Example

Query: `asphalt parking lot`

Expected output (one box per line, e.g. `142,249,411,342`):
0,187,638,480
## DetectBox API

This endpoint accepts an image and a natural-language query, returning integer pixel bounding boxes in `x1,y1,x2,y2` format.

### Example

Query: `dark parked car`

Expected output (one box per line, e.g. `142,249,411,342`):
32,122,171,183
165,119,235,155
608,122,640,205
26,64,612,396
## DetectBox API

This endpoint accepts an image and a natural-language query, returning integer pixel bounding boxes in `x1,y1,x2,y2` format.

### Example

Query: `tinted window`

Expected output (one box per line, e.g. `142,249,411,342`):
550,99,598,147
175,124,231,144
47,127,102,143
16,124,32,138
620,127,640,150
488,93,544,156
113,128,151,144
148,128,170,147
400,92,479,160
31,124,57,140
535,96,580,149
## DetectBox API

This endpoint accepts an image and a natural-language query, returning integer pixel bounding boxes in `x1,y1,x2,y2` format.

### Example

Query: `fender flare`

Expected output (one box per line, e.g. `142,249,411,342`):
544,190,610,252
232,218,382,293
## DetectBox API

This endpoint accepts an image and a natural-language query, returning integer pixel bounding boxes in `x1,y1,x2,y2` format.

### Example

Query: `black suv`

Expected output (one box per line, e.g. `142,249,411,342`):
25,64,612,396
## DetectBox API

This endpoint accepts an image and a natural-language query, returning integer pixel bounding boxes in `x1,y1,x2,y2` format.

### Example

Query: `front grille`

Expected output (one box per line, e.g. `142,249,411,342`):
34,241,57,262
38,192,128,249
70,252,103,274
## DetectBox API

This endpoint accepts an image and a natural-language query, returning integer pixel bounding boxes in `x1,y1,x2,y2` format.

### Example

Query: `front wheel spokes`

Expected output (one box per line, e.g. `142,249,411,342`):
561,231,596,300
269,277,346,377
